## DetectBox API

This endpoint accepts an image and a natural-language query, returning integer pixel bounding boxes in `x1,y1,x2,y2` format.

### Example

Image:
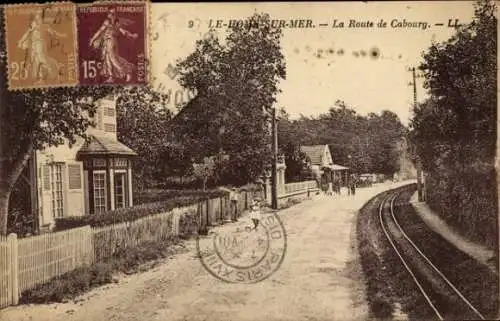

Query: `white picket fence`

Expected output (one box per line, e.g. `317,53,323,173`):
0,234,15,308
0,206,197,308
283,180,318,195
0,191,260,309
17,226,93,294
0,226,93,307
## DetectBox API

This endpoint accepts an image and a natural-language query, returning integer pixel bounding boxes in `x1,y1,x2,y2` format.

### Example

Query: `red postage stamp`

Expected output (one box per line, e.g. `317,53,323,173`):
4,3,78,90
76,2,148,86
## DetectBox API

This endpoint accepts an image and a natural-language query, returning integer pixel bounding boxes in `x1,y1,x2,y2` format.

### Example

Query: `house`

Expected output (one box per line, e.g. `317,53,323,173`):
300,145,349,184
34,95,137,230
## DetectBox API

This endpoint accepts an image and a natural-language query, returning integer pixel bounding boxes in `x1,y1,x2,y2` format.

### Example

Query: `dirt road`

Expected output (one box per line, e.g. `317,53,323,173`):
2,182,412,321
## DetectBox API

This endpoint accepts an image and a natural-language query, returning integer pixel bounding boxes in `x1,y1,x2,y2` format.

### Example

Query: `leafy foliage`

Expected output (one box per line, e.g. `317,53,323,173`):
173,12,286,186
278,100,407,176
54,196,205,230
134,188,226,205
115,86,172,191
410,0,497,247
192,156,217,190
277,109,310,182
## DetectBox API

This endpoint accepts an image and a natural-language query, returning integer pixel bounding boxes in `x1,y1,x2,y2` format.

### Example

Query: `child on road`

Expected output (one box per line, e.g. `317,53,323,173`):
249,199,262,230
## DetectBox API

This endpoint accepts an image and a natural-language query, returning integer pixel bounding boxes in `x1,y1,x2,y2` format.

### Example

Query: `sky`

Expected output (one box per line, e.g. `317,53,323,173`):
150,1,476,126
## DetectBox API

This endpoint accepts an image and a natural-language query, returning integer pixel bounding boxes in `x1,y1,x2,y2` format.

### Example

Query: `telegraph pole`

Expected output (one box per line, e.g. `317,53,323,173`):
271,107,278,209
410,67,424,202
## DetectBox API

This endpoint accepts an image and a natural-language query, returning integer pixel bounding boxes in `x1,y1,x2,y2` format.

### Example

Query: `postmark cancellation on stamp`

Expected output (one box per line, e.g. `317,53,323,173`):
4,3,78,90
197,212,287,284
76,2,148,86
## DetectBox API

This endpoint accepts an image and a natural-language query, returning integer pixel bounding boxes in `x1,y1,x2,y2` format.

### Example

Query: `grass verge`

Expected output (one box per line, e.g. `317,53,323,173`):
19,237,186,305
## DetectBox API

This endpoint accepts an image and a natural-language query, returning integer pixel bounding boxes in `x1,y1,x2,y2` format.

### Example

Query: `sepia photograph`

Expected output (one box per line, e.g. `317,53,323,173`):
0,1,497,320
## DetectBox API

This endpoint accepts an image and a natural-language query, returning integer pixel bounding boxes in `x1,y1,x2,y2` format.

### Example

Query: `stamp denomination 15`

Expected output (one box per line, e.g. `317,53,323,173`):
76,2,148,86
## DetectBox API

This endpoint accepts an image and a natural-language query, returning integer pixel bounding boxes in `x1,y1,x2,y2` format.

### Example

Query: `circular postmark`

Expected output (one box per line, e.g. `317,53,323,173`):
196,212,287,284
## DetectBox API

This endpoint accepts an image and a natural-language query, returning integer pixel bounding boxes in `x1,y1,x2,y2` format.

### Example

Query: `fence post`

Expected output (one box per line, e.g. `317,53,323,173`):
7,233,18,305
205,199,210,227
86,225,95,265
205,199,210,232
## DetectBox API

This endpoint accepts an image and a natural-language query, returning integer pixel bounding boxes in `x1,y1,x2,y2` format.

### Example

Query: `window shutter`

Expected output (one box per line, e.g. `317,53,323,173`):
96,107,103,130
68,164,82,190
104,123,116,133
43,165,50,190
105,107,115,117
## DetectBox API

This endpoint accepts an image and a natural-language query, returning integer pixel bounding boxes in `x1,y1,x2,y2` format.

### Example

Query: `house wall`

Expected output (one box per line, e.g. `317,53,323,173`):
34,95,125,229
36,141,85,228
87,95,117,140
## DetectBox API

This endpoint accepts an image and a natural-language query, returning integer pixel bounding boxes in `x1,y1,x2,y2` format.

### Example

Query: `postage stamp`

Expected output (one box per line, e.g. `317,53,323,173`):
4,3,78,90
76,1,148,86
197,212,287,284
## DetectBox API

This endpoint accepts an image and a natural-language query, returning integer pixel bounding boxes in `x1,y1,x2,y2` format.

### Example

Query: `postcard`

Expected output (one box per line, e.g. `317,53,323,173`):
0,1,497,321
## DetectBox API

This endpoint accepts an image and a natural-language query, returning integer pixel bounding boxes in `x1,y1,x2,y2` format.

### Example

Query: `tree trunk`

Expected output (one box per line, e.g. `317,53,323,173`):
0,142,34,235
0,188,11,235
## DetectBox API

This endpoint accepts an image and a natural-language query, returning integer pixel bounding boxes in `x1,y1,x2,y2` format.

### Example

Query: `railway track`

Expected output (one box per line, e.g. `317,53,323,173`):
378,190,487,320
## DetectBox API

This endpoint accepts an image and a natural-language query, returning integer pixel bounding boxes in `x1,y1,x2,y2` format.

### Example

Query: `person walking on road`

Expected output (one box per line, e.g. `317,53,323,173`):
327,181,333,196
229,188,239,222
249,199,262,230
350,174,357,196
333,175,341,195
218,186,239,222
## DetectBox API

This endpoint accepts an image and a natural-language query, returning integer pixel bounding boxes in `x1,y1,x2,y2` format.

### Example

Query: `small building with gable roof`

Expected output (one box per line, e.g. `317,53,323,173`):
33,95,137,231
300,144,349,185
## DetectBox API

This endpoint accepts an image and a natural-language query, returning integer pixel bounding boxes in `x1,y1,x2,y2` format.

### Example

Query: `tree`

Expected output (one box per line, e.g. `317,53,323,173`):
414,0,496,167
115,86,172,190
0,7,114,234
277,109,308,182
192,157,217,190
175,12,286,186
367,110,406,175
409,0,497,248
282,100,405,176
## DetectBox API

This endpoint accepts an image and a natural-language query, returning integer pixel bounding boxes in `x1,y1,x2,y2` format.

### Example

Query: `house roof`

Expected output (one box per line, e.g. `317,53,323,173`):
300,145,326,166
77,134,137,158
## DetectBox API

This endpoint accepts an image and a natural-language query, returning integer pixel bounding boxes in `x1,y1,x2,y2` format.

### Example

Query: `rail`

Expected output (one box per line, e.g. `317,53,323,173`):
379,191,485,320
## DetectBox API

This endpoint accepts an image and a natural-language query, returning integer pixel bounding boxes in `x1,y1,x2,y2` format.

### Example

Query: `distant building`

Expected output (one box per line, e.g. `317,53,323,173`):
300,144,349,185
34,95,137,230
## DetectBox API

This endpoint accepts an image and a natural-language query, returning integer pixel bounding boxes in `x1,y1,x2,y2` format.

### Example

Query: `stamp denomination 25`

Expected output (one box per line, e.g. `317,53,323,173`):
4,3,78,90
76,2,148,86
197,212,287,284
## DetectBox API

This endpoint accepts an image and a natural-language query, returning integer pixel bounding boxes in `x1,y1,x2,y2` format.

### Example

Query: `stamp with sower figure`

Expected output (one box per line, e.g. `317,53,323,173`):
4,3,78,90
76,2,148,86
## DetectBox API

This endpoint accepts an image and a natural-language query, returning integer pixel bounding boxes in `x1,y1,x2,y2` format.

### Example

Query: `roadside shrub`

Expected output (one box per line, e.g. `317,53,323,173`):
20,265,109,304
426,163,498,249
135,188,227,205
55,196,207,231
179,207,200,238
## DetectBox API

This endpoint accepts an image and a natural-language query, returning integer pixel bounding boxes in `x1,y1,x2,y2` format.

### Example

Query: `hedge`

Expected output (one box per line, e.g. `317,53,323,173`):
134,189,227,205
426,163,498,249
55,195,211,231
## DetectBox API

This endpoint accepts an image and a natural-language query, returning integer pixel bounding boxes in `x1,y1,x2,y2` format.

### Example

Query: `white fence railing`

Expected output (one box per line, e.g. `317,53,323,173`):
0,190,259,309
283,180,318,195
